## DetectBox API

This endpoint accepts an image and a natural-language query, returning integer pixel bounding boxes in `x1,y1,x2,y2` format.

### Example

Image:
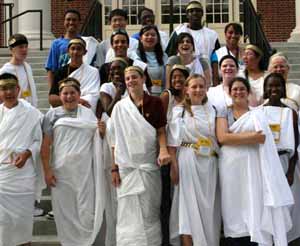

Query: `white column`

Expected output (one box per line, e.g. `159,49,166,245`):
288,0,300,42
3,0,18,40
17,0,55,48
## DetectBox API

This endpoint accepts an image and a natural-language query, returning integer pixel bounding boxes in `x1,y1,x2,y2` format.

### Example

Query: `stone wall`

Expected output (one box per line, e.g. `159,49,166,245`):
257,0,295,41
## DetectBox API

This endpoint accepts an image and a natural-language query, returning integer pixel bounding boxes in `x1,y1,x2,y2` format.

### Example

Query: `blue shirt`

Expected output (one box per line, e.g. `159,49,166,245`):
45,37,71,72
131,32,140,40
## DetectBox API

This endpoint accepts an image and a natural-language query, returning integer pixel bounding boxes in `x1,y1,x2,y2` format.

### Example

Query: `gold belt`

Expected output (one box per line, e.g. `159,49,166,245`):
181,142,218,157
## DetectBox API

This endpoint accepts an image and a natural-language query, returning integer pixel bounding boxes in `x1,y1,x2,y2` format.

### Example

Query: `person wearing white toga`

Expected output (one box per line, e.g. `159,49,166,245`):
109,66,171,246
41,78,106,246
0,73,44,246
216,76,294,246
167,74,221,246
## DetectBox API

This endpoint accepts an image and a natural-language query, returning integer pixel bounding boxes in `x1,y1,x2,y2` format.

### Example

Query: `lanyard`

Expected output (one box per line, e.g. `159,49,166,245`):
14,63,32,98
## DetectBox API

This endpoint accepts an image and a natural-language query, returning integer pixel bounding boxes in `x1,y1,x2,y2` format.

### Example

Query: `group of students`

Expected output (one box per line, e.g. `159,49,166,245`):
1,0,300,246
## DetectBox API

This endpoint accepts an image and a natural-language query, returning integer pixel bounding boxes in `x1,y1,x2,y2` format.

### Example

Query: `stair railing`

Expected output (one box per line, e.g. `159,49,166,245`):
81,0,102,41
243,0,275,69
1,9,43,50
0,3,14,47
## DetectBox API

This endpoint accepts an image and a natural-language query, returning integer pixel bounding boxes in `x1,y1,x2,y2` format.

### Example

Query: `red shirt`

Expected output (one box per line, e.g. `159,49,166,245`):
135,93,167,129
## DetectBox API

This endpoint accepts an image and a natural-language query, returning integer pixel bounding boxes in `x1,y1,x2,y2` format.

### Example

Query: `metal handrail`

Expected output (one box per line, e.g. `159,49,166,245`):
81,0,102,40
1,9,43,50
1,3,14,42
243,0,275,69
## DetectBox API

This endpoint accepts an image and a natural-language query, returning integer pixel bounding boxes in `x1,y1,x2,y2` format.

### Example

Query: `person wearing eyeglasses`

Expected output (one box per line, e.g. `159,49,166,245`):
94,9,139,68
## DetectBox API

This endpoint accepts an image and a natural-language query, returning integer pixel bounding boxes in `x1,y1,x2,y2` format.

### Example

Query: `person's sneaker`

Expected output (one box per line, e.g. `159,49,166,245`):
34,207,44,217
46,210,54,220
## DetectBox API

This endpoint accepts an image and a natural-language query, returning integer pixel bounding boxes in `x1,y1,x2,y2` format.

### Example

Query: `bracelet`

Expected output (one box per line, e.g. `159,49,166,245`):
111,167,119,173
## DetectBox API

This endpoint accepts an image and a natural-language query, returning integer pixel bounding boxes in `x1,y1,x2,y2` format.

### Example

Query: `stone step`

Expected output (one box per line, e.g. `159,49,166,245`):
290,64,300,72
38,100,50,109
271,42,300,47
31,235,60,246
38,91,49,98
33,69,48,76
33,217,57,236
281,51,300,58
288,72,300,79
35,75,47,84
36,82,49,91
31,63,47,69
0,56,47,64
287,79,300,86
288,57,300,64
38,195,52,213
0,48,49,55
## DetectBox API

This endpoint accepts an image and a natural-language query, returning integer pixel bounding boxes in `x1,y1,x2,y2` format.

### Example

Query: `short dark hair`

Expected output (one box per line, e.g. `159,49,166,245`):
64,9,81,20
224,23,243,35
109,9,128,21
229,77,251,94
110,29,129,46
0,73,18,81
138,7,154,23
175,32,195,52
263,73,287,99
219,55,239,68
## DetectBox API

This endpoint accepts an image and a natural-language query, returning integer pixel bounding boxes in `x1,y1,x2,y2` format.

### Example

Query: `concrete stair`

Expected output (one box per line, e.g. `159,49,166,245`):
271,42,300,85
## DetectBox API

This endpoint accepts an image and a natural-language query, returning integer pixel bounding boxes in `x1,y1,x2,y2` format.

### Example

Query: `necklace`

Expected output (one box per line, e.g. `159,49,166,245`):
13,63,32,99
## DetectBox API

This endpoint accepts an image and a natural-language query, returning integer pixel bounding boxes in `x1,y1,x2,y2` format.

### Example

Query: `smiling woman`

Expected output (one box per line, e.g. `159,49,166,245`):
211,23,244,86
216,76,294,246
168,74,221,246
110,65,171,246
136,25,168,95
207,55,239,113
166,32,211,88
41,77,106,246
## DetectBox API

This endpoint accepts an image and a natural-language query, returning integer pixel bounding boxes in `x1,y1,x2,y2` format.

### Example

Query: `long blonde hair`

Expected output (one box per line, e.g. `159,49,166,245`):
183,74,207,117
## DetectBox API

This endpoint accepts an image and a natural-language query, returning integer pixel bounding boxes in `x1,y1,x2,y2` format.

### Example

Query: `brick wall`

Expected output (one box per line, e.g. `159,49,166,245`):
257,0,295,42
51,0,93,38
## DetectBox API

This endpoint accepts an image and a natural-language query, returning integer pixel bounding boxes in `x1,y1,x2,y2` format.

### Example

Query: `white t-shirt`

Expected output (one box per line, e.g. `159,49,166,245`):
0,62,35,106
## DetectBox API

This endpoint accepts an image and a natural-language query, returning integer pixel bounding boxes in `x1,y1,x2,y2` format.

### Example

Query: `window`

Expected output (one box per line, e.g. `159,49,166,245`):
161,0,190,24
104,0,113,25
122,0,145,25
104,0,145,25
206,0,229,23
239,0,244,22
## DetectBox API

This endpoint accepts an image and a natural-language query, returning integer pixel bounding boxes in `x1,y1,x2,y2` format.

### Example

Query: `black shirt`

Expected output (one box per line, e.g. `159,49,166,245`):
49,65,78,95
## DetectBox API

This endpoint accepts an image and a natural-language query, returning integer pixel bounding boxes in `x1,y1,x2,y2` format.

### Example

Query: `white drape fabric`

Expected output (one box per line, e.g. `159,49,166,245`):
0,100,43,246
50,105,105,246
208,84,232,113
110,97,161,246
0,62,38,107
219,108,294,246
263,106,300,242
68,63,100,113
168,104,221,246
